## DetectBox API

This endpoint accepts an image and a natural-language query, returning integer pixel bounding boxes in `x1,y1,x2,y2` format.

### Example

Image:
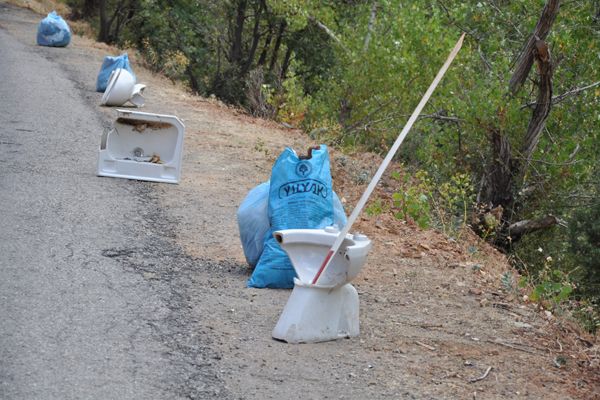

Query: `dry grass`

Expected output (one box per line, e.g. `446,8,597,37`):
5,0,69,16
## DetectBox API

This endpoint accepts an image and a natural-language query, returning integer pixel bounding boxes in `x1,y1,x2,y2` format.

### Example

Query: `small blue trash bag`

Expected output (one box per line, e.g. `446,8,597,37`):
246,145,347,288
237,181,346,269
96,53,136,92
37,11,71,47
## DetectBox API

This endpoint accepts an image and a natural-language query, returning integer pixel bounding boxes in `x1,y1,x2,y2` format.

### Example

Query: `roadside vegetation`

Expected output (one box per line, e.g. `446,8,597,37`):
38,0,600,332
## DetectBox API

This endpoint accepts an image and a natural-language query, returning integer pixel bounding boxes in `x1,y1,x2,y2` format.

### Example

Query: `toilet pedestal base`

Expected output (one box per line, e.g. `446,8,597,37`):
272,279,359,343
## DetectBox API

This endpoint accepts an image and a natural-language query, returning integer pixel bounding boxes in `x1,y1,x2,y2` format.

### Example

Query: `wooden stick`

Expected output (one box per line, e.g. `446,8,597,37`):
486,339,540,355
468,366,492,383
415,341,436,351
312,32,466,284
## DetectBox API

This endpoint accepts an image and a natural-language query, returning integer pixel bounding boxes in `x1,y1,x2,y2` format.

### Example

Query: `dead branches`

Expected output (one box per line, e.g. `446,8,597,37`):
480,3,559,241
508,0,560,94
468,366,493,383
521,39,553,163
521,80,600,109
508,215,562,240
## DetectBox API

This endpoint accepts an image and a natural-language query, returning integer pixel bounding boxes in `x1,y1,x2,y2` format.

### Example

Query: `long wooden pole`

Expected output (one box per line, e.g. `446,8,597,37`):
312,33,466,285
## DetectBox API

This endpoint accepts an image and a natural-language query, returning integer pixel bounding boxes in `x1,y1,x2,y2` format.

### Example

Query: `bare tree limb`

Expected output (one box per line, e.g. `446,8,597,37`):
477,44,493,71
348,109,462,134
521,80,600,109
509,0,560,94
419,113,462,123
309,16,348,52
486,0,523,36
512,156,582,166
436,1,481,41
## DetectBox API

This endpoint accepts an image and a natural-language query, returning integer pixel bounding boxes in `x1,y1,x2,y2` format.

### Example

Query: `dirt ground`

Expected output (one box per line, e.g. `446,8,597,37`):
3,2,599,398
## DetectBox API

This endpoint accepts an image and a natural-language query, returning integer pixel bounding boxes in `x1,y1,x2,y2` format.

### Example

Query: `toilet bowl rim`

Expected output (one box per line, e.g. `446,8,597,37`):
293,277,347,289
273,228,371,251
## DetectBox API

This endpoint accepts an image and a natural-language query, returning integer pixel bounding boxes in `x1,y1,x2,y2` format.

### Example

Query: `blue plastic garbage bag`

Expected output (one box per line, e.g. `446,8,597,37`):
96,53,136,92
237,181,271,268
237,181,347,269
248,145,345,288
37,11,71,47
332,192,347,230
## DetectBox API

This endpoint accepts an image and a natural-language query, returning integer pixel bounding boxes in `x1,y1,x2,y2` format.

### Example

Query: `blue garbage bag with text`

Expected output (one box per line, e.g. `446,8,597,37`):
247,145,346,288
96,53,136,92
237,180,347,269
37,11,71,47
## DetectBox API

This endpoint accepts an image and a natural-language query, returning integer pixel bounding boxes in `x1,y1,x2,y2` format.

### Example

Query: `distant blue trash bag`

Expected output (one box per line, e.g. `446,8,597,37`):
37,11,71,47
247,145,347,288
96,53,136,92
238,181,346,269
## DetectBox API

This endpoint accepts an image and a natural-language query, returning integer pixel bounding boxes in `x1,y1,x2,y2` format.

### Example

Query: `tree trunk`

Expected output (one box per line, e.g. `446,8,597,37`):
339,98,352,128
521,39,553,163
257,24,273,66
242,0,265,75
98,0,128,43
186,65,201,93
508,0,560,94
479,2,559,246
280,46,293,80
483,44,554,246
98,0,109,42
485,128,515,209
229,0,247,64
269,20,286,73
82,0,96,19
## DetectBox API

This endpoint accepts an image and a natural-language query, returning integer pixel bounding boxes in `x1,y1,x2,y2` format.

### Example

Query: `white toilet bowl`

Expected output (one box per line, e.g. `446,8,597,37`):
272,227,372,343
101,69,146,107
101,68,135,106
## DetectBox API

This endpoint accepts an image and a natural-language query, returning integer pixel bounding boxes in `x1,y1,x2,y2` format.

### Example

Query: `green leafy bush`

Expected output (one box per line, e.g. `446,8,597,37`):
391,170,432,229
389,170,474,234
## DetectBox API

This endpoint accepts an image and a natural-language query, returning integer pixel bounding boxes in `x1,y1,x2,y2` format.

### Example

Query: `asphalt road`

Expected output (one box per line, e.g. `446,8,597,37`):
0,6,228,399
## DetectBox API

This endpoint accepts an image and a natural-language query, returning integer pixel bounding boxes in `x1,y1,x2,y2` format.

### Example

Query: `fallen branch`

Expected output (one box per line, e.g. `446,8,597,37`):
468,366,492,383
508,215,562,240
415,341,436,351
492,302,511,310
487,339,541,355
